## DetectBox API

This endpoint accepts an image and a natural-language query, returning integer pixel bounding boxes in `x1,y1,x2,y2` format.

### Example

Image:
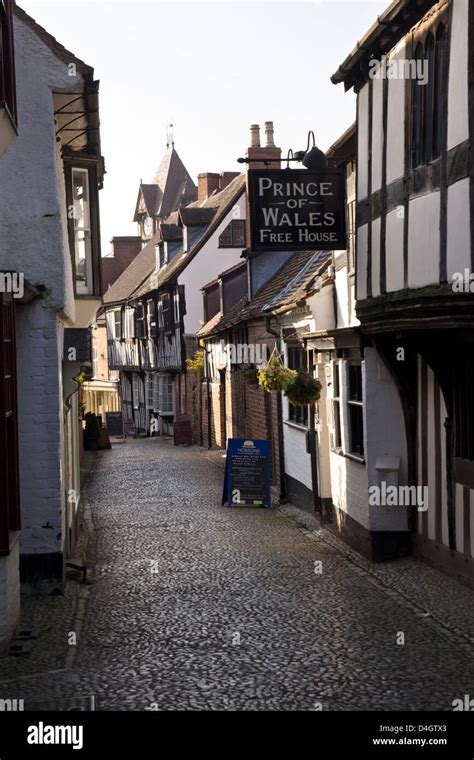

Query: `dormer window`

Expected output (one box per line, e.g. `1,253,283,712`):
218,219,246,248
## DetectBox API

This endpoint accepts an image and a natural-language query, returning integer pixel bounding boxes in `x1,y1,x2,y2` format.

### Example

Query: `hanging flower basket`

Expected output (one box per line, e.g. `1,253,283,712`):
242,363,259,385
258,356,297,393
285,372,322,406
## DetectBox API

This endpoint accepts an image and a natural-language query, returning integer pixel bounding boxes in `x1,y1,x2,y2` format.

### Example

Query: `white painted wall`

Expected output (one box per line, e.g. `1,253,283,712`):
357,224,369,300
386,40,406,184
0,14,84,320
334,267,349,328
447,0,469,150
357,84,369,200
371,76,384,193
408,192,440,288
283,422,312,491
371,217,381,297
446,178,471,279
179,194,246,334
329,451,369,530
363,348,408,532
15,301,65,574
385,207,405,292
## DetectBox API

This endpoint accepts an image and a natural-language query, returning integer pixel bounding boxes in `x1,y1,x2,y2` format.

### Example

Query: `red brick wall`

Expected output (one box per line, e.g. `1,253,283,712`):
101,236,142,294
201,381,226,449
200,323,282,486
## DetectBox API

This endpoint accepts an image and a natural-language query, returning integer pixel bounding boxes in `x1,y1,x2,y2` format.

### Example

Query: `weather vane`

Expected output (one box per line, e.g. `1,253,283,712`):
166,122,174,149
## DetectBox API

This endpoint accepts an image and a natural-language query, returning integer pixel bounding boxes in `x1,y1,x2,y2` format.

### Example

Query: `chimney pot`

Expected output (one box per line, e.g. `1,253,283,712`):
264,121,275,148
249,124,261,148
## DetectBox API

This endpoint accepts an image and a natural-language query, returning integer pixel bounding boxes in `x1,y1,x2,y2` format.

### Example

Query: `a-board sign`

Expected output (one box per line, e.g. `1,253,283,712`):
222,439,271,508
105,412,123,437
174,420,193,446
124,418,135,437
248,168,346,251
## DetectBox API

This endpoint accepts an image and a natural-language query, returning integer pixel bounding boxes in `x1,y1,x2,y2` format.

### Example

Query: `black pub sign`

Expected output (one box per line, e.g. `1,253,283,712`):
248,169,346,252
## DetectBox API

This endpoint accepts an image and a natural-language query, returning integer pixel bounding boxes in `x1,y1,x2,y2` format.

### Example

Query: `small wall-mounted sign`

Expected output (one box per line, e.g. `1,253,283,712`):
248,169,346,251
222,438,271,508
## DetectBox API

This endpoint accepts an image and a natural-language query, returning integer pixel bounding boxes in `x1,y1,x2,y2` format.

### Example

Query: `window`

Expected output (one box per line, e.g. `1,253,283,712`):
72,168,93,293
146,374,159,411
113,309,122,340
347,363,364,457
158,292,173,334
158,374,174,415
147,300,158,338
287,346,308,427
411,21,447,169
125,308,134,339
332,361,342,449
218,219,246,248
135,302,145,339
173,291,180,324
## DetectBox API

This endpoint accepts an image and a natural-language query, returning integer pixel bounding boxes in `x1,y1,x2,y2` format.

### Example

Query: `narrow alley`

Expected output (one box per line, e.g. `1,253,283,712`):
1,438,474,712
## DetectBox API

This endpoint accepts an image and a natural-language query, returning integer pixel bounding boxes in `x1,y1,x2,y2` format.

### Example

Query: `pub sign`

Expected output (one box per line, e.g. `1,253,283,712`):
248,169,346,252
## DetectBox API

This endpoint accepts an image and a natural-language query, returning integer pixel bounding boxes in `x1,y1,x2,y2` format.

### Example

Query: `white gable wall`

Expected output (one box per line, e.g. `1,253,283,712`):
178,194,246,334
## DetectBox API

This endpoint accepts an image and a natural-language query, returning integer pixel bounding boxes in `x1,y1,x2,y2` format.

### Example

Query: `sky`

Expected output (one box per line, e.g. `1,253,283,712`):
21,0,388,254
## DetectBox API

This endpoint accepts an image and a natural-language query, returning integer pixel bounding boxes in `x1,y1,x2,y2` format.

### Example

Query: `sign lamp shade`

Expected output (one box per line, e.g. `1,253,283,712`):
294,131,328,171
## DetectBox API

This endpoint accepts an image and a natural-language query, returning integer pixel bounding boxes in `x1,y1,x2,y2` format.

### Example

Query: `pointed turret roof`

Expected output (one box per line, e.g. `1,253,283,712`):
133,146,197,222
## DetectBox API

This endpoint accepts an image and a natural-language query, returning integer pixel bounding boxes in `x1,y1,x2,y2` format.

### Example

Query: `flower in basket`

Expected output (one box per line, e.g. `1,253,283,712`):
257,356,297,393
285,371,322,406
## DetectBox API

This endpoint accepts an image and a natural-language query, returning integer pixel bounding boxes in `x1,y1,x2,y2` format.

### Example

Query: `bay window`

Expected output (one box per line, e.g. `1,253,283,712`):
72,168,92,293
66,161,102,296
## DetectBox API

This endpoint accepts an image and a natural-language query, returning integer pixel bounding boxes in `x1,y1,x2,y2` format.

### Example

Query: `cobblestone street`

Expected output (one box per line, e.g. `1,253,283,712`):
1,437,474,711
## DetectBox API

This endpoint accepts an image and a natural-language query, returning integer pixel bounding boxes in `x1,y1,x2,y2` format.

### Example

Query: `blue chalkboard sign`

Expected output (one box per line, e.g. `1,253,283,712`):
222,439,271,508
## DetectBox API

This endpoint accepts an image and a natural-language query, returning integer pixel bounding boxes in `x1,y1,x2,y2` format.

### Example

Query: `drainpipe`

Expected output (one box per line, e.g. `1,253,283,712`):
203,343,212,449
264,316,287,503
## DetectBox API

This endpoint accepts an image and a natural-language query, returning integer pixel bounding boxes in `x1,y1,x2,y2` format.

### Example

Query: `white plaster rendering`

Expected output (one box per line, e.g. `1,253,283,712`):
408,192,440,288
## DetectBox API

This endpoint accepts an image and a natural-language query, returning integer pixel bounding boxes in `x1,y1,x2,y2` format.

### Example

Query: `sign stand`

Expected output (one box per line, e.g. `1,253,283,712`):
222,439,271,508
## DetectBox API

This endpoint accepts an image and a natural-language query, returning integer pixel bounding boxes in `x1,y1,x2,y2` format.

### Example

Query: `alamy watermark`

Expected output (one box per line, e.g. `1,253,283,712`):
0,272,24,299
368,483,428,511
215,340,268,367
369,55,429,86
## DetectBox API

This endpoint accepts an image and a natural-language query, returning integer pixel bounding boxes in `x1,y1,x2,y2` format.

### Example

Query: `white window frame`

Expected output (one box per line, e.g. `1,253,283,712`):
72,167,93,295
158,373,174,416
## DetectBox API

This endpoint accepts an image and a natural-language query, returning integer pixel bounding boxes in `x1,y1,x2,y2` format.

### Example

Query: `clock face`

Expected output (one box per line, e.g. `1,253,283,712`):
143,216,153,237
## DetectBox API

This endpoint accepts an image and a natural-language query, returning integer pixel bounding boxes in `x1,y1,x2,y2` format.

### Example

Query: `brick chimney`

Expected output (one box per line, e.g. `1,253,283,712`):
245,121,281,170
198,172,220,203
245,122,282,248
219,171,240,191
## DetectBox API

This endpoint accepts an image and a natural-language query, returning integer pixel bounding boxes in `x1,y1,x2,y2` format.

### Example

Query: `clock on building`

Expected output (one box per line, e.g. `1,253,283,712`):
143,216,153,237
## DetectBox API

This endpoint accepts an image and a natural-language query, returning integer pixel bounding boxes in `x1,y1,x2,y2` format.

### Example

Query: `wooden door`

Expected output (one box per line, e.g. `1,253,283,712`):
0,293,20,555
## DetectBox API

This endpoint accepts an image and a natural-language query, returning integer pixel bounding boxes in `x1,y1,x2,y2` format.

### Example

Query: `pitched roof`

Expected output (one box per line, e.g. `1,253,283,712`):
14,5,93,75
104,174,245,306
262,251,332,313
199,250,321,337
179,207,216,227
331,0,436,90
133,146,197,222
